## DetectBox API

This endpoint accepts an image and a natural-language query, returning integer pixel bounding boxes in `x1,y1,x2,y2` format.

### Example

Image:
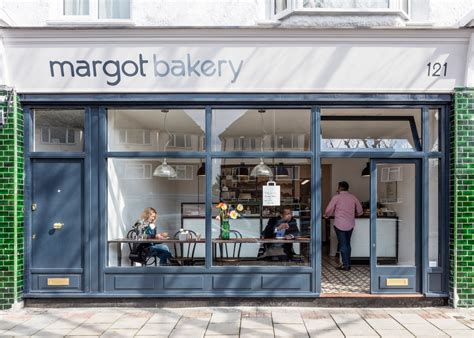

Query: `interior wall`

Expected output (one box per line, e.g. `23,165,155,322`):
322,158,369,205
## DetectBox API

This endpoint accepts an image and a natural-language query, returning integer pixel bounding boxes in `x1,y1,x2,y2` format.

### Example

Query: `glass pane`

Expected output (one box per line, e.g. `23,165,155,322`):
213,109,311,152
274,0,288,14
108,109,205,152
429,159,439,267
107,158,206,267
321,108,421,151
33,109,84,152
212,158,311,266
430,109,440,152
376,163,416,266
64,0,90,15
99,0,131,19
303,0,389,8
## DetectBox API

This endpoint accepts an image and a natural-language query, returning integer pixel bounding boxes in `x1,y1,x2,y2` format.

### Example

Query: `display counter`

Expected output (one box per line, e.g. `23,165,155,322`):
328,217,398,261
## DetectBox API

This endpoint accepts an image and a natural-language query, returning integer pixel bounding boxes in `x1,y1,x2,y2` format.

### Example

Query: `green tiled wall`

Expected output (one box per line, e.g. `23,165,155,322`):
0,91,23,310
450,88,474,308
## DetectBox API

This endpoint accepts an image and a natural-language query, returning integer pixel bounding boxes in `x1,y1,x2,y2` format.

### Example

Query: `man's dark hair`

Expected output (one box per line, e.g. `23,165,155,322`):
338,181,349,191
281,207,292,214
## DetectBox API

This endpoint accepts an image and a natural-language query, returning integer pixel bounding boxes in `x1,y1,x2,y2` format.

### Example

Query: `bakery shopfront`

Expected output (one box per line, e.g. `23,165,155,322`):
4,27,469,301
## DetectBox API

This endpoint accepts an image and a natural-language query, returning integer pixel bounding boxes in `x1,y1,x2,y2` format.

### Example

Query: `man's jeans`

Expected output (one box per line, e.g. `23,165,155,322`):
148,243,172,264
334,226,353,268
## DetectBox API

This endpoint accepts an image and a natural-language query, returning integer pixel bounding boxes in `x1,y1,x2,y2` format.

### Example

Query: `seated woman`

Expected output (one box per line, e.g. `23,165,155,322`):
134,207,172,266
262,207,300,260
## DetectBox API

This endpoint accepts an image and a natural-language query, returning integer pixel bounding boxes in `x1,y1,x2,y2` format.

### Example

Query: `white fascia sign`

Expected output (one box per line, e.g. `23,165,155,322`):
2,29,470,93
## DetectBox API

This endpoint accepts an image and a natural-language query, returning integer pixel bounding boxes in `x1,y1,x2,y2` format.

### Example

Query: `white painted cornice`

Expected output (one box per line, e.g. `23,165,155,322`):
0,27,471,46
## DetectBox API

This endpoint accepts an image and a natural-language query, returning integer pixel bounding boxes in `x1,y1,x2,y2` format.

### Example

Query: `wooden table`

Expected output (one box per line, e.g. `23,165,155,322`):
108,237,310,266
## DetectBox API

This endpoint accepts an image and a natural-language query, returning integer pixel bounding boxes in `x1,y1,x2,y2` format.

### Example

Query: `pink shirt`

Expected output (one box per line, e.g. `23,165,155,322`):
325,191,363,231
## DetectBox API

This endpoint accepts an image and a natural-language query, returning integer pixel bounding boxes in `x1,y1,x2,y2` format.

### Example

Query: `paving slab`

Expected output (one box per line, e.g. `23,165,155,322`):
241,317,273,329
402,322,449,337
376,329,414,337
108,316,148,329
205,322,240,335
273,323,308,337
210,311,241,323
331,313,379,337
428,318,472,330
147,312,182,324
136,323,176,336
174,318,210,329
442,329,474,337
85,312,123,324
67,323,111,336
169,327,207,338
240,328,275,338
365,318,406,330
272,311,304,324
100,328,138,337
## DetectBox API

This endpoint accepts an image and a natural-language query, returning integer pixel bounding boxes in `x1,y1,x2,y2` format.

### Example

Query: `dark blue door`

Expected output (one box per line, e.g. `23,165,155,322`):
31,159,84,270
370,159,421,293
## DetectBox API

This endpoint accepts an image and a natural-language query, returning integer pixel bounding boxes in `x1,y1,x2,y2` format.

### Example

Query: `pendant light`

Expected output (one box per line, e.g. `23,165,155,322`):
361,162,370,177
250,110,273,178
153,110,177,178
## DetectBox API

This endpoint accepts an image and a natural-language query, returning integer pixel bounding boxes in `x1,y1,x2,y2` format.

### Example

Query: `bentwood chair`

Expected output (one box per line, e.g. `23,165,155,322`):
172,229,199,266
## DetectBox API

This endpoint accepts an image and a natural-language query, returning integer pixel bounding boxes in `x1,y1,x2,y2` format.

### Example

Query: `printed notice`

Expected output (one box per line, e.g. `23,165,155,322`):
262,181,280,206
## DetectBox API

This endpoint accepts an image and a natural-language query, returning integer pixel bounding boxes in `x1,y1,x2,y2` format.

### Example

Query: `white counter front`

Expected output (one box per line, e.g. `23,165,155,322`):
329,218,398,259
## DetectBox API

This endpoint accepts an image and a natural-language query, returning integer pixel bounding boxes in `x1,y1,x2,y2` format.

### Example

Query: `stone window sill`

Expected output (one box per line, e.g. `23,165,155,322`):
274,8,410,21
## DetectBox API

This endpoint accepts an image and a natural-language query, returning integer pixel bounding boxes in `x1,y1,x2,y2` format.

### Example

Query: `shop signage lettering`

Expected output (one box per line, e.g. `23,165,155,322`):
49,53,244,86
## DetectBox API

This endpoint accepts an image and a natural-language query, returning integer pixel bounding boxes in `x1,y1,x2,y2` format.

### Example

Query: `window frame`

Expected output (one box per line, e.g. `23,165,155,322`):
49,0,133,24
271,0,410,21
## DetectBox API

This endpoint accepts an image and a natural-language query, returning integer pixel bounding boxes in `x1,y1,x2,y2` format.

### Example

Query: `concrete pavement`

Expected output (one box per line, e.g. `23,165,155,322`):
0,306,473,337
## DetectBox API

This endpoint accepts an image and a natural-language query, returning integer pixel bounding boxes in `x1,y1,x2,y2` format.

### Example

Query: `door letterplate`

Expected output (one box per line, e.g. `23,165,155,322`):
31,203,37,211
53,223,64,230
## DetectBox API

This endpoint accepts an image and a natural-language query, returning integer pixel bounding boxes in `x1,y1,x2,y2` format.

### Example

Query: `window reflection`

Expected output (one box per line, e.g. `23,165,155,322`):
321,108,422,151
108,109,205,152
107,158,206,267
212,109,311,152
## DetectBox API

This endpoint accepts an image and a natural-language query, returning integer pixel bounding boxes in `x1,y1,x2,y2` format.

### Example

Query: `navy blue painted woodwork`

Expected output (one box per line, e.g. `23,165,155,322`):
31,159,84,270
21,94,450,298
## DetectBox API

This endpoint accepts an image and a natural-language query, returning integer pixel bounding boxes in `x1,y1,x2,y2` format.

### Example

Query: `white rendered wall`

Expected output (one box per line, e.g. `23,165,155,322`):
0,0,473,27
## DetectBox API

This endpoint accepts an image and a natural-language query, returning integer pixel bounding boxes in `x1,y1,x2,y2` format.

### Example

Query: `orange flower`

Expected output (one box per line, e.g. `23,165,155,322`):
229,210,239,220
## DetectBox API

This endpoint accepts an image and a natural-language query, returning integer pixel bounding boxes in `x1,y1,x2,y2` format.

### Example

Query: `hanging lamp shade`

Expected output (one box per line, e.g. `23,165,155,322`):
153,158,177,178
250,158,273,178
361,162,370,177
236,162,249,177
197,162,206,176
275,162,289,178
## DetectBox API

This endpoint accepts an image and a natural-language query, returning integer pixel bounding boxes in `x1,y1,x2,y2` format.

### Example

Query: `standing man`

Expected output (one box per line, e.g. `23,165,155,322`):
324,181,363,271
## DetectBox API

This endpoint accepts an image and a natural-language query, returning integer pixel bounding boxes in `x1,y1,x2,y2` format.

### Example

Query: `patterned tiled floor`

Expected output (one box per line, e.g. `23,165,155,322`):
321,255,370,294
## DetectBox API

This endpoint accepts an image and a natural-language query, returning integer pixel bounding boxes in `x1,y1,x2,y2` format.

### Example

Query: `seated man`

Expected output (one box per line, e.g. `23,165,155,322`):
262,207,300,260
133,207,172,266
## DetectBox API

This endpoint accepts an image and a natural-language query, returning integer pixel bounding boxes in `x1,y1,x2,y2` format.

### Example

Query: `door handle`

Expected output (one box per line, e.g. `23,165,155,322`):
53,223,64,230
32,203,37,211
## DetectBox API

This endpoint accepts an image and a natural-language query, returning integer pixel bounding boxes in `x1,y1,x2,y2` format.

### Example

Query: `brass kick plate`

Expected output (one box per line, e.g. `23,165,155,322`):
386,278,409,287
47,278,70,286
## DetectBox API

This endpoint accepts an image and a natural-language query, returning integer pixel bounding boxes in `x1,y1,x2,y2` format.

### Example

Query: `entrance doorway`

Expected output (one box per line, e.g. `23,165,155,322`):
320,158,421,294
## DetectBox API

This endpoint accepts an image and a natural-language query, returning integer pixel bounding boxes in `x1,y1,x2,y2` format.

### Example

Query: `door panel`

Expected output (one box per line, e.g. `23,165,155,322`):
370,160,421,293
31,159,84,270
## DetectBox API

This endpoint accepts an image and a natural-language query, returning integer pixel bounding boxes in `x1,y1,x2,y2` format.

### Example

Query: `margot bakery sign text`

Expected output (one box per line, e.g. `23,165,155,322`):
49,53,244,86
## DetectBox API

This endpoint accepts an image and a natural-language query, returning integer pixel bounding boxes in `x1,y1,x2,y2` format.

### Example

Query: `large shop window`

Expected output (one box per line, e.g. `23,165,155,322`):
107,158,206,267
212,158,312,266
107,108,205,267
32,109,84,152
212,109,311,152
321,108,422,151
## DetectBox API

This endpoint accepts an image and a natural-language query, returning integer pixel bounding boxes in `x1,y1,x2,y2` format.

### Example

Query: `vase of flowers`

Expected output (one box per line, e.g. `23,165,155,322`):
216,202,243,240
